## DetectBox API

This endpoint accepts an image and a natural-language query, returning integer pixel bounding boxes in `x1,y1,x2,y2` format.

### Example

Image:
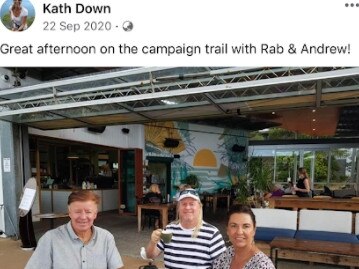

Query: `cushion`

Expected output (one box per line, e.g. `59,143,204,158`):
299,209,352,233
356,213,359,239
332,189,356,198
295,230,359,244
252,208,298,230
255,227,296,242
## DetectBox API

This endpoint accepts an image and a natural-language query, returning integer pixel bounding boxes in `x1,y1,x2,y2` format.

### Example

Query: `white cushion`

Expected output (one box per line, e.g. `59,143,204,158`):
252,208,297,230
298,209,352,234
356,213,359,235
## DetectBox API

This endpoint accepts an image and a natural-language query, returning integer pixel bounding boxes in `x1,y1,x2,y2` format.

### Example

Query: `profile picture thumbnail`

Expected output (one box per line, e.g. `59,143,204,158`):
1,0,35,31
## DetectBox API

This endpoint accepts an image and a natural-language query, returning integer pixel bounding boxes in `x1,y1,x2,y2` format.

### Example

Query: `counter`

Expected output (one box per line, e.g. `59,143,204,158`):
40,189,118,213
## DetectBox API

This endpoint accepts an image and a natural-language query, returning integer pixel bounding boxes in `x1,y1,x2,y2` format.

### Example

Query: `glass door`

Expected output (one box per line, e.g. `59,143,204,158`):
119,149,143,214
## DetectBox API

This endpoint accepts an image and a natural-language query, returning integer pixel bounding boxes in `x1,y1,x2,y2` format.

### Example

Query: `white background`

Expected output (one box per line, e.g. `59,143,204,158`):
0,0,358,66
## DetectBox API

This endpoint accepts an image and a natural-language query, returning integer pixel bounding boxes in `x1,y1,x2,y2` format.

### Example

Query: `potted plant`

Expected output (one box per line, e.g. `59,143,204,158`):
233,175,251,205
184,174,199,189
249,158,273,206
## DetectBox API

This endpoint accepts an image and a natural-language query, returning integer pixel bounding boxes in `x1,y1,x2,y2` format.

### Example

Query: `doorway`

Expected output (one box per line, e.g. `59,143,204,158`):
146,157,173,201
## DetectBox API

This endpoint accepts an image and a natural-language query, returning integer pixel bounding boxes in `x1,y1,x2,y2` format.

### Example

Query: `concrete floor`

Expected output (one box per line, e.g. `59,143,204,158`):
1,206,351,269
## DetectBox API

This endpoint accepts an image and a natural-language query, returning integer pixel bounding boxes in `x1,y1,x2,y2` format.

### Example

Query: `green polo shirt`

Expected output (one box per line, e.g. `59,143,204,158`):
25,222,123,269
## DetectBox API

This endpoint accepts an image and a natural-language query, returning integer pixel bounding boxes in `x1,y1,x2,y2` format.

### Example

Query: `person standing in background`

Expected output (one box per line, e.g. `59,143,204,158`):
293,167,311,197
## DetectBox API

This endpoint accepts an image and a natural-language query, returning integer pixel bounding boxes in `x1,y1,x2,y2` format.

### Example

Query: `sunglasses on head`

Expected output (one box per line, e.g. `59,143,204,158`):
179,189,199,197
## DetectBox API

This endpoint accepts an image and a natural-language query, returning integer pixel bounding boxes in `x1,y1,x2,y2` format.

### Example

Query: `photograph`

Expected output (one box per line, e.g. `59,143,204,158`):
0,0,35,31
0,66,358,269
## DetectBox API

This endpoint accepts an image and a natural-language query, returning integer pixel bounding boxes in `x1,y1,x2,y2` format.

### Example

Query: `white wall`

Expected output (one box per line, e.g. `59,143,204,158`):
0,68,43,234
0,139,4,235
29,124,145,149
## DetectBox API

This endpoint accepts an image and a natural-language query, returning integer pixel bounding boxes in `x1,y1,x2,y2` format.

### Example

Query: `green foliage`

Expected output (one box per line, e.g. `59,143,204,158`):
185,174,199,189
1,15,35,29
309,149,350,183
276,154,297,180
268,128,297,140
234,175,250,205
1,14,11,29
250,127,327,141
249,158,273,193
27,16,35,27
233,157,273,206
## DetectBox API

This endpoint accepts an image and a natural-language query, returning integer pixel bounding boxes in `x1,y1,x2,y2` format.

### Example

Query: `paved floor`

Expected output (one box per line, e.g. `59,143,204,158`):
1,206,350,269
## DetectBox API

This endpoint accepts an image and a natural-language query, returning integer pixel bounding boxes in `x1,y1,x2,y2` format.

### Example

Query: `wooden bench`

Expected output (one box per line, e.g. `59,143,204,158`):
269,197,359,211
270,237,359,268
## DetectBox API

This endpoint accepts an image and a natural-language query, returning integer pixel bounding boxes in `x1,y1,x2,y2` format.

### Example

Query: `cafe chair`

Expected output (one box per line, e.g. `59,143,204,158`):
201,192,213,209
136,196,160,230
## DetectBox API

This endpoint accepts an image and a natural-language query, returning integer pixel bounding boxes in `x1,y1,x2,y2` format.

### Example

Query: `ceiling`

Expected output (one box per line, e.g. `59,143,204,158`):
0,67,359,138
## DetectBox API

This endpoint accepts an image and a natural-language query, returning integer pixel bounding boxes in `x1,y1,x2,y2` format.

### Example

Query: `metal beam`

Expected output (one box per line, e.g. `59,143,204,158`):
1,67,358,118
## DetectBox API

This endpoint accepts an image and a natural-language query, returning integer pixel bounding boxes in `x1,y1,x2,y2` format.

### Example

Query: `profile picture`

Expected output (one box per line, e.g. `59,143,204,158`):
1,0,35,31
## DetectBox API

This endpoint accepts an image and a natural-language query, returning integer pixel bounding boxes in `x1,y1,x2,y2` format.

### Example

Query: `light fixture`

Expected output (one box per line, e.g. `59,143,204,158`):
164,138,179,148
121,128,130,134
161,99,177,105
67,152,79,159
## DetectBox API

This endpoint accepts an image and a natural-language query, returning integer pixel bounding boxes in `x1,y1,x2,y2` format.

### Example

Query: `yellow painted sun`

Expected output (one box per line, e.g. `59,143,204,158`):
193,149,217,167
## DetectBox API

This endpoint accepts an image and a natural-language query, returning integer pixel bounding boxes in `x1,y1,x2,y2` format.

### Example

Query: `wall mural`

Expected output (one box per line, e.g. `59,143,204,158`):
145,121,248,195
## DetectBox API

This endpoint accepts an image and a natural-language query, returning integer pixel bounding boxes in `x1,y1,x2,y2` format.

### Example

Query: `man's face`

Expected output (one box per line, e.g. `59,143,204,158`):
68,201,98,234
178,197,200,224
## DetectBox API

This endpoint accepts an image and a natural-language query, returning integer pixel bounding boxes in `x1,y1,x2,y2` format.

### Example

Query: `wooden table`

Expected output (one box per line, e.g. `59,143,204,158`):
270,237,359,267
137,203,176,232
269,197,359,212
212,194,231,214
35,213,69,229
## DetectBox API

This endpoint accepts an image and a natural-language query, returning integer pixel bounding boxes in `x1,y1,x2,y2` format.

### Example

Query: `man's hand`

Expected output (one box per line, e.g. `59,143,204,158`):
150,229,162,244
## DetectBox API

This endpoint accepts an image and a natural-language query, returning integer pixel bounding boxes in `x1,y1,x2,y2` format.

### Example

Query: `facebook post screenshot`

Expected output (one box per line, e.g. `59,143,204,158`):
1,1,359,269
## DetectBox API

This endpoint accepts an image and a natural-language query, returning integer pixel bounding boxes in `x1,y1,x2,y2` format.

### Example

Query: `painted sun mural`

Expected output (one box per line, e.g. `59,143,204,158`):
145,121,248,195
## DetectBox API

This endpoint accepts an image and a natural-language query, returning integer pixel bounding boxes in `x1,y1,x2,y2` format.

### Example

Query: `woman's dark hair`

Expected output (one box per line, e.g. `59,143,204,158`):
68,190,100,205
227,204,256,227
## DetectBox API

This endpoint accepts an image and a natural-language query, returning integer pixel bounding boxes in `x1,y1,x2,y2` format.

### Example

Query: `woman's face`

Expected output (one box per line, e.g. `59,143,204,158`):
227,212,256,249
68,200,98,234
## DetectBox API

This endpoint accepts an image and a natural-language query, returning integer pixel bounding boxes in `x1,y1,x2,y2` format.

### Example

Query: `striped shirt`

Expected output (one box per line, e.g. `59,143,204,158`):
157,221,226,269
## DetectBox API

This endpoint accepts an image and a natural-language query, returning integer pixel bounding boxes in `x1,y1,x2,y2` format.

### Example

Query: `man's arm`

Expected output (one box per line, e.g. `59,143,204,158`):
145,229,162,259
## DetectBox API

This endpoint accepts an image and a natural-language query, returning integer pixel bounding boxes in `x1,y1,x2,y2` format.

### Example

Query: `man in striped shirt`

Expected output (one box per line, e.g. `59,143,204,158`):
145,189,226,269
